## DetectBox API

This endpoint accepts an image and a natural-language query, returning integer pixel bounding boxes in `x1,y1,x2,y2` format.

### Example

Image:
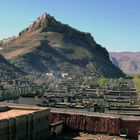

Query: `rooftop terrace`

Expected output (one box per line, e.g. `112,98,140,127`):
0,104,49,120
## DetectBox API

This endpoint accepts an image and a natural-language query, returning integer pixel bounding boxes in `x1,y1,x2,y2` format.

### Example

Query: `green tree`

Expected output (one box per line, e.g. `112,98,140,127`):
98,76,106,87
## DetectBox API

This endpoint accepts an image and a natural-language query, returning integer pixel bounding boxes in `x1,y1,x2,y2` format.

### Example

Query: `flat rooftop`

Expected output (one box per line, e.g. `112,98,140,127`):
0,104,49,120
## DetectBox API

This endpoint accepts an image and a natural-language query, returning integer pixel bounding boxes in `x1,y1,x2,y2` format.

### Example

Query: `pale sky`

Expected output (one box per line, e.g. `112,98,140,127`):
0,0,140,52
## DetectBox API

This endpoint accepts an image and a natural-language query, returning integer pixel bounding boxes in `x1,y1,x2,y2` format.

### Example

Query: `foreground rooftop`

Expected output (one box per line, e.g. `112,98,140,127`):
0,104,49,120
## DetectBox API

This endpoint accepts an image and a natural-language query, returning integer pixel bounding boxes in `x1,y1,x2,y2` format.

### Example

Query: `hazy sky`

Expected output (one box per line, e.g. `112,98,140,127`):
0,0,140,52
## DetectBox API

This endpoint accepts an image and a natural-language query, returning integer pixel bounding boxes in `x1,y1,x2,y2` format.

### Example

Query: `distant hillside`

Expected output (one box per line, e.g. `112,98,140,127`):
0,36,16,47
110,52,140,74
0,54,24,79
0,13,125,78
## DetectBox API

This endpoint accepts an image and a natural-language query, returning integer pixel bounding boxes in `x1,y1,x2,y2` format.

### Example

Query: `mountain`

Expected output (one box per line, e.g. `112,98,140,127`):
110,52,140,74
0,54,24,79
0,36,16,47
0,13,125,78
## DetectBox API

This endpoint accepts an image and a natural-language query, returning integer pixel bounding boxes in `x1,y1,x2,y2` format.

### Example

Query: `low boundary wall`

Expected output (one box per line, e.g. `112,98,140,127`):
51,109,140,139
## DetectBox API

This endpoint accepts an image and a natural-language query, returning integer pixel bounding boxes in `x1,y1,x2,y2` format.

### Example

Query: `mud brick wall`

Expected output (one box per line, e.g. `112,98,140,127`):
51,112,121,135
32,110,50,140
0,108,50,140
51,112,140,139
121,119,140,139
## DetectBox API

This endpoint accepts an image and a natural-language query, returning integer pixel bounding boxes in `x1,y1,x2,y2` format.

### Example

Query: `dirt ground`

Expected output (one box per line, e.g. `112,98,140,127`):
50,132,127,140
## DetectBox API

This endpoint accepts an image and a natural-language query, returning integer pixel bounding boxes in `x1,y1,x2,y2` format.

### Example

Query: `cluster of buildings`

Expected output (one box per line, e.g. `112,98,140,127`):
0,70,139,115
0,73,140,140
0,66,41,102
34,75,139,115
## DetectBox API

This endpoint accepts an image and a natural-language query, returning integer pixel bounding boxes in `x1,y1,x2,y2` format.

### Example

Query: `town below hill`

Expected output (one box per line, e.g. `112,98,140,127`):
0,12,140,140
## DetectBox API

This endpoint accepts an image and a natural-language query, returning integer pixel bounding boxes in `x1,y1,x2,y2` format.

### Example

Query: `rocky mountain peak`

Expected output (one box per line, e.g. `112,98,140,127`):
33,13,56,27
19,13,57,35
19,13,96,46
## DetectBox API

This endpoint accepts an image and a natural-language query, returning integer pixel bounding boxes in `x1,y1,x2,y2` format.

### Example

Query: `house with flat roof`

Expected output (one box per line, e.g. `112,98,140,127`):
0,104,50,140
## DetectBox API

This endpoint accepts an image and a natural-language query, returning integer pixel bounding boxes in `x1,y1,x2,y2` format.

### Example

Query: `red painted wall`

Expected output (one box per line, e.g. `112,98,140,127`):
121,120,140,139
51,112,140,139
51,112,121,135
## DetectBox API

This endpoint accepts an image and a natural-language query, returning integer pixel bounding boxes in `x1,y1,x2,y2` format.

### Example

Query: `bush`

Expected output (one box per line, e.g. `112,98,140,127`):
98,76,106,87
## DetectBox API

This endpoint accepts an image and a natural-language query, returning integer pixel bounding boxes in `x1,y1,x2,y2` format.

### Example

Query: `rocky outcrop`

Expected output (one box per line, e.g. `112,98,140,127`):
19,13,57,35
0,36,16,47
